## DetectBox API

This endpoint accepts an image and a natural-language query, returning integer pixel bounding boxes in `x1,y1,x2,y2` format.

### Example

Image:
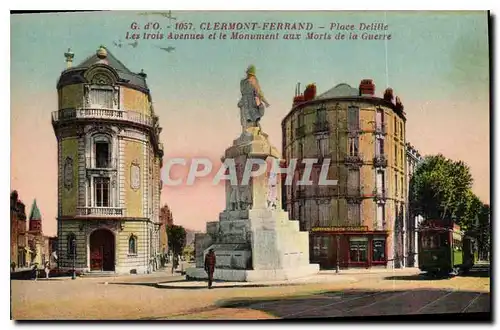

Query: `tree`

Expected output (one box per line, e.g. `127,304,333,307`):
409,154,473,224
166,224,187,257
477,204,491,260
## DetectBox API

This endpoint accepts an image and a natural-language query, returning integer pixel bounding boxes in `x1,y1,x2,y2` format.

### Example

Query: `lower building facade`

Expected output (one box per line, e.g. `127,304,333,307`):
57,219,161,274
282,80,408,269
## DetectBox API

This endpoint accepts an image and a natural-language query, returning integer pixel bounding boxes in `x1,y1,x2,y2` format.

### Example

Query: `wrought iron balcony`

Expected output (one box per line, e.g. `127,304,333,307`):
375,123,387,135
314,121,330,133
296,189,307,198
86,157,117,170
76,207,124,217
52,108,153,127
345,153,363,165
295,126,306,138
373,188,387,201
373,155,388,167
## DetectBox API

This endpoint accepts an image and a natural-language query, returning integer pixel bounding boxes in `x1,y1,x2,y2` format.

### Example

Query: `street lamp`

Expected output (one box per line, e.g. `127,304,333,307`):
336,235,340,273
71,237,76,280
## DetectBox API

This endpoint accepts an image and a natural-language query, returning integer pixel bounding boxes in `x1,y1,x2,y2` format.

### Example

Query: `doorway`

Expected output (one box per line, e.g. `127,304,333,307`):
89,229,115,271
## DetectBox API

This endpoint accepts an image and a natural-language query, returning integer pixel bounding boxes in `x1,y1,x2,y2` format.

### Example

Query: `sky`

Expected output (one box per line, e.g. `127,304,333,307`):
11,11,490,235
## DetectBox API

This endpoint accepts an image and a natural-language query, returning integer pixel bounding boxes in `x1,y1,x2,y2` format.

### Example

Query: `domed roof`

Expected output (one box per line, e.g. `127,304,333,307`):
316,83,359,99
57,45,149,92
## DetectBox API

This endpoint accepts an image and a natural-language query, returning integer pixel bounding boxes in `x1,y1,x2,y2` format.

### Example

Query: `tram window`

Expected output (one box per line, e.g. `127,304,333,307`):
440,233,449,246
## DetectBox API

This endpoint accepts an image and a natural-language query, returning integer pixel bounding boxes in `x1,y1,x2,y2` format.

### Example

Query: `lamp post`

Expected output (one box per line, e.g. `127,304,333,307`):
71,237,76,280
336,235,340,273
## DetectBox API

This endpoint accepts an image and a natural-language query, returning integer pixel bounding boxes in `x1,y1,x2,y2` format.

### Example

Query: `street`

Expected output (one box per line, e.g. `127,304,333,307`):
11,264,490,320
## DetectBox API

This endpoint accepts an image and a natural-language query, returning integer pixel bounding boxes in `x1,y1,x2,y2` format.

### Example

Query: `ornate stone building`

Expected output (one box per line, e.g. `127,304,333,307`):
10,191,27,268
282,80,407,269
52,46,164,274
406,142,424,267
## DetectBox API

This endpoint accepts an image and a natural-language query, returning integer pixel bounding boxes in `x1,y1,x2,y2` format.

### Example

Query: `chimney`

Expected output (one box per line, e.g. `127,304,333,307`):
359,79,375,96
383,88,394,103
64,48,74,69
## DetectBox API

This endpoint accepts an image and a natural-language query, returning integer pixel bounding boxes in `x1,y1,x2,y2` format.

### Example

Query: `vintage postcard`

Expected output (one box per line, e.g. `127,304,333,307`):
10,10,490,321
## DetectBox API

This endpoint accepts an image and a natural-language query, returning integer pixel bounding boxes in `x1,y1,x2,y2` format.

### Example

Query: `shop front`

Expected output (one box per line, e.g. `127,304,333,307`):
310,226,389,269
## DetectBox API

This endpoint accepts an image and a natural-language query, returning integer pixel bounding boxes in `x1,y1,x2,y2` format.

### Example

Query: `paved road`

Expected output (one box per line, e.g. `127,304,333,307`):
11,264,490,320
219,264,491,320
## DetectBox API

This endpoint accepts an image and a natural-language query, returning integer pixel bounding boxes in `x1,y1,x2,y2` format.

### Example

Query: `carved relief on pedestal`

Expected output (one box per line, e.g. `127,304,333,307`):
266,170,278,210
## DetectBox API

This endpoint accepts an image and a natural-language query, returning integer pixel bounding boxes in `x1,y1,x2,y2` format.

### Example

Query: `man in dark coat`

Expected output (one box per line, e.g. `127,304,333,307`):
204,248,216,289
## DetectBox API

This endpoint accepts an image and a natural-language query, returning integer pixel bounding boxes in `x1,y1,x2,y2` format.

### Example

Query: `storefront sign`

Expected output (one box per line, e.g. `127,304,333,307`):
311,226,368,232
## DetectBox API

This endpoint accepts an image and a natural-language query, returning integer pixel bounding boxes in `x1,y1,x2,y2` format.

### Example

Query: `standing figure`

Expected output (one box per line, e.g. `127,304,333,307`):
32,263,38,281
237,65,270,133
44,261,50,279
204,248,216,289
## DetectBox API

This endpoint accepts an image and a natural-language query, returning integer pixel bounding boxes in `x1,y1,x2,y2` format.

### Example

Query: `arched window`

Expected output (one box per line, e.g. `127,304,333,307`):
67,233,76,256
128,235,137,255
93,134,112,169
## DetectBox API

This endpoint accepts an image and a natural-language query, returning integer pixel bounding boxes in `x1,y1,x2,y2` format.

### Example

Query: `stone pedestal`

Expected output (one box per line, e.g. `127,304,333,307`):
187,127,319,282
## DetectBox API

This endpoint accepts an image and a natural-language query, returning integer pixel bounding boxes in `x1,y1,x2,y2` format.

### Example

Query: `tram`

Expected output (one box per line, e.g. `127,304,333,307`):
418,219,477,276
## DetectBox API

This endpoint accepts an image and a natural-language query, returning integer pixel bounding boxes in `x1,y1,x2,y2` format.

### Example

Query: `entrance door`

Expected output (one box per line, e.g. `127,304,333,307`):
89,229,115,271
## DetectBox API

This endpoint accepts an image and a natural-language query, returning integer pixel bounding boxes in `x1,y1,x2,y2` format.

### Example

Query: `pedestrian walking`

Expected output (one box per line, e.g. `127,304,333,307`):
44,261,50,279
32,263,38,281
204,248,216,289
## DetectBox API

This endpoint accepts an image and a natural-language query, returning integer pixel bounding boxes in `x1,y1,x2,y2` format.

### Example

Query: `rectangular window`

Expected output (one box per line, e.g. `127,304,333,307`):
376,138,384,156
348,106,359,131
94,177,110,207
400,177,404,199
298,113,304,127
400,122,404,140
395,173,398,196
299,142,304,159
394,145,398,165
376,170,385,193
313,236,321,257
318,137,329,157
348,137,359,156
317,106,327,123
90,88,114,109
394,117,398,137
349,237,368,262
347,203,361,226
95,142,110,168
321,236,329,257
372,238,386,262
376,204,385,229
347,169,360,195
319,203,330,226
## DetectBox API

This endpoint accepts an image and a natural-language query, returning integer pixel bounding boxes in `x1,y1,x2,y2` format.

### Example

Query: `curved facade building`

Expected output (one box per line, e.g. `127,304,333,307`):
282,80,407,269
52,46,164,274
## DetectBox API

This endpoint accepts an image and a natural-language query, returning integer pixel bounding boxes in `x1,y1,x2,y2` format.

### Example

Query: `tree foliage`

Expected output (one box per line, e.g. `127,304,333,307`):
409,154,473,224
166,224,187,256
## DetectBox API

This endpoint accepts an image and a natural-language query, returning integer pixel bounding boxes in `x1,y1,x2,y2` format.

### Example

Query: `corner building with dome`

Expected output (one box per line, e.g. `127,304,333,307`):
52,46,164,274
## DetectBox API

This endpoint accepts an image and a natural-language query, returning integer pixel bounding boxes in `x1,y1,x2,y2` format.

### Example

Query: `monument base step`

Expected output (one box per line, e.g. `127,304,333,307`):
185,264,319,282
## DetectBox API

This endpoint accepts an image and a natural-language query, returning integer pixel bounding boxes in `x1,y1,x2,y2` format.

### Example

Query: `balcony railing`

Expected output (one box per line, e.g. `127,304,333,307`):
86,157,117,170
375,123,387,135
345,153,363,164
296,190,307,198
314,121,330,133
76,207,124,217
346,187,364,198
52,108,153,127
295,126,306,138
373,188,387,201
373,155,388,167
